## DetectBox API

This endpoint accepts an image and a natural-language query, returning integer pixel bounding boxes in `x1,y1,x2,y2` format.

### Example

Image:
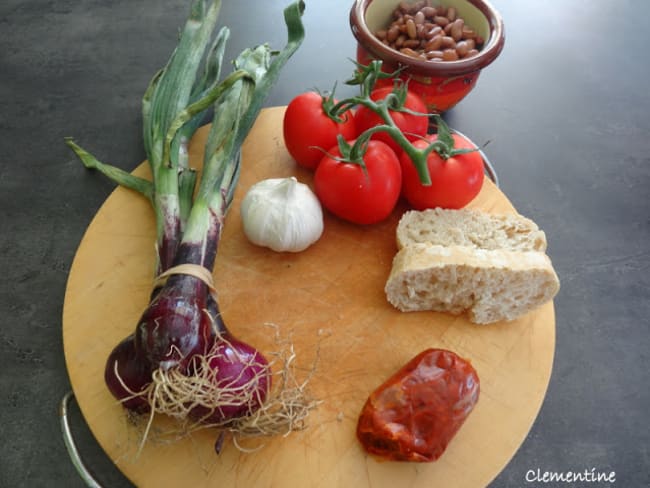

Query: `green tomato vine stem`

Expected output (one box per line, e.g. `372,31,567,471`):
323,60,478,187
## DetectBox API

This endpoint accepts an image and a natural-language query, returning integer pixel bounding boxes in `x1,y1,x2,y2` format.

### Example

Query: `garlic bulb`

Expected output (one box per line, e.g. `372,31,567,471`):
240,177,324,252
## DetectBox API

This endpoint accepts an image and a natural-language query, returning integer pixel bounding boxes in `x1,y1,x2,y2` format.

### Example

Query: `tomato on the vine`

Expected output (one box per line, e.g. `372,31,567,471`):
283,92,357,170
400,133,484,210
314,139,402,225
354,86,429,155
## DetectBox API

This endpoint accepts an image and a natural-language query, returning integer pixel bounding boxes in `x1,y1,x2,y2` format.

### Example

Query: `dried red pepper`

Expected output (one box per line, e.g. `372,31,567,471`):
357,348,480,462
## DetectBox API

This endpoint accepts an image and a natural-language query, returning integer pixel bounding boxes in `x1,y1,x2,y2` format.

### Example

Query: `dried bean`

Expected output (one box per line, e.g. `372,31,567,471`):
426,49,444,59
426,25,443,39
450,19,464,41
434,15,450,27
442,48,459,61
424,34,443,51
421,6,437,18
387,26,400,42
456,40,469,57
374,2,485,63
406,18,417,38
401,47,420,58
462,26,476,38
440,36,456,48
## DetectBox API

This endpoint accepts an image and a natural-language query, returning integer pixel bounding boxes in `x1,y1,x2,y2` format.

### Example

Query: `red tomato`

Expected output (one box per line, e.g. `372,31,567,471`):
314,140,401,225
354,86,429,155
283,92,357,170
400,133,484,209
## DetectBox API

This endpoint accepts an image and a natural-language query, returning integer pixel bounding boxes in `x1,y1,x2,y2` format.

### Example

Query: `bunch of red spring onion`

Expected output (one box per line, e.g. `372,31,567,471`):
66,0,314,451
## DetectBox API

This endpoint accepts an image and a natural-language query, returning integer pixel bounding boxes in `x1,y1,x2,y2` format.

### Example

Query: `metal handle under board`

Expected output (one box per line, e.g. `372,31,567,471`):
59,391,104,488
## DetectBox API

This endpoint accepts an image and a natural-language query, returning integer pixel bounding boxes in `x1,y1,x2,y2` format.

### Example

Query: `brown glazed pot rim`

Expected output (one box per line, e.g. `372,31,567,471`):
350,0,505,77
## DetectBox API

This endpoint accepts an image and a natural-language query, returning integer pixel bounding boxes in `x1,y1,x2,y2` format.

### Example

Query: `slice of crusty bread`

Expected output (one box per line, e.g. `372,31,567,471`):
385,243,560,324
396,208,547,252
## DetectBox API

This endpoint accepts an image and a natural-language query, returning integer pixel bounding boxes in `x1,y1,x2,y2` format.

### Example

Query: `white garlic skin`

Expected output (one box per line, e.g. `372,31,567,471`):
240,177,324,253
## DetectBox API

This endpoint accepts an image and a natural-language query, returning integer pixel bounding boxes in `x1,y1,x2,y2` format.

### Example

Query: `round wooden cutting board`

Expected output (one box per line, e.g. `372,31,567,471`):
63,106,555,488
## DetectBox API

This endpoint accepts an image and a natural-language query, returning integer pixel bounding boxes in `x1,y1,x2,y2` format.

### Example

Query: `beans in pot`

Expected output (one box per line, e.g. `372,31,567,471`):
374,1,485,62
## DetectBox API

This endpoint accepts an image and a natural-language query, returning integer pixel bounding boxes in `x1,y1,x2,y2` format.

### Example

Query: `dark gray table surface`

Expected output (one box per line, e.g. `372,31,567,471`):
1,1,648,487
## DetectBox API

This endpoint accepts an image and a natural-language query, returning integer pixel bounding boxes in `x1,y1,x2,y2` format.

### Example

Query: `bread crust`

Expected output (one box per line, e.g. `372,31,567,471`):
386,209,560,324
